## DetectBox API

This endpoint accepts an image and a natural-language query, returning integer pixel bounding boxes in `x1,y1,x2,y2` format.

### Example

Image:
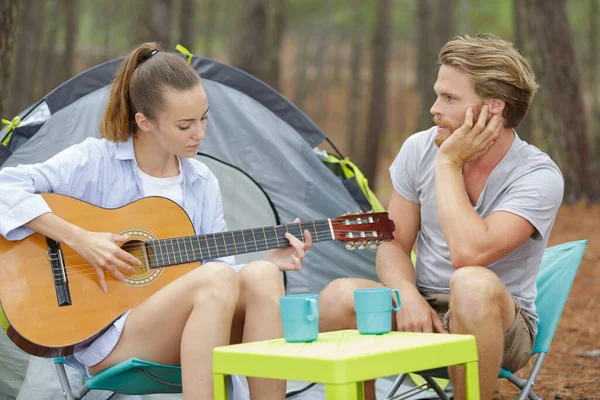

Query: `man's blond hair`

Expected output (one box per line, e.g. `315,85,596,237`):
439,34,538,128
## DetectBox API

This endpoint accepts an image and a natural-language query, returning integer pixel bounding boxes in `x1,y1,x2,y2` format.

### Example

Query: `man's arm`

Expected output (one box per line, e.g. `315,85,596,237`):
376,191,419,290
377,191,446,333
435,158,534,268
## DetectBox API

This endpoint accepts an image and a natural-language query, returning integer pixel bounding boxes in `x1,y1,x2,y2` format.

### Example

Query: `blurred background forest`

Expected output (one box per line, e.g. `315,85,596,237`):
1,0,600,203
0,1,599,398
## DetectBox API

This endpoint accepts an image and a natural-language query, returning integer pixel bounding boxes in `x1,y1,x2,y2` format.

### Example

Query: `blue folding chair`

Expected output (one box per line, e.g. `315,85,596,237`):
384,240,588,400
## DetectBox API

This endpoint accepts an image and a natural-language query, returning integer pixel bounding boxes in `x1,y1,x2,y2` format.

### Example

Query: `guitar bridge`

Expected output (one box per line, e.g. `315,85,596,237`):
46,238,72,307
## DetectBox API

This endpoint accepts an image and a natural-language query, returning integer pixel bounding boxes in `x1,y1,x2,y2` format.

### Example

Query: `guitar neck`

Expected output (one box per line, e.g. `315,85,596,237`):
147,220,333,268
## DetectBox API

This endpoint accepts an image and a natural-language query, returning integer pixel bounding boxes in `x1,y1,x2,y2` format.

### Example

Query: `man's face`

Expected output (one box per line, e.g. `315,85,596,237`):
430,65,487,147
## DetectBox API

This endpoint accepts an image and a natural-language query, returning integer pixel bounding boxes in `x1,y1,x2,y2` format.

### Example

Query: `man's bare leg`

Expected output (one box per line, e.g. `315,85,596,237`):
447,267,516,400
230,261,286,399
88,262,239,400
320,278,384,400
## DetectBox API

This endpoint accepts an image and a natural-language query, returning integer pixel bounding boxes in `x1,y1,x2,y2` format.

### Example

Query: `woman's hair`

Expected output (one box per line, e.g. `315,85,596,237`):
438,34,539,128
101,42,201,141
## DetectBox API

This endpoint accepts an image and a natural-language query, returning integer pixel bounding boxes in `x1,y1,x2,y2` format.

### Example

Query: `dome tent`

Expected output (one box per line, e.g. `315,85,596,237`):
0,54,380,290
1,54,421,399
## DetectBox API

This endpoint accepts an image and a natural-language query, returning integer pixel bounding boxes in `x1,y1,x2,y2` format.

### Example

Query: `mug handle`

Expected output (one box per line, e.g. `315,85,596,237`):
391,289,402,311
306,298,320,322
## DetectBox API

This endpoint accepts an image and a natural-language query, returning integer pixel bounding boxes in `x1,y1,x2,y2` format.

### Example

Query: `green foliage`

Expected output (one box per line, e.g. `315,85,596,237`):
455,0,513,39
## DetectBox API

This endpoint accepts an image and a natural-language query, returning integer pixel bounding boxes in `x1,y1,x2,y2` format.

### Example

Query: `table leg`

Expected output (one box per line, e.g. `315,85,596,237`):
464,361,480,400
213,373,228,400
325,382,364,400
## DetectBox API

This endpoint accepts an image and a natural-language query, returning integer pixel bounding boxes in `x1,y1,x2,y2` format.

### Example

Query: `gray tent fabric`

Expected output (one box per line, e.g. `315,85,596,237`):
0,55,438,399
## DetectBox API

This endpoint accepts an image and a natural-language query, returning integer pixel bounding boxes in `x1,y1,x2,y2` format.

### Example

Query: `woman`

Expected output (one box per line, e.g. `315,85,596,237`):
0,42,311,399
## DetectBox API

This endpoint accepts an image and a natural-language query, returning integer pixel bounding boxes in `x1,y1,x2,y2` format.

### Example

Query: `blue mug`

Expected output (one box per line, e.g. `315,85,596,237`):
280,294,320,342
354,288,401,335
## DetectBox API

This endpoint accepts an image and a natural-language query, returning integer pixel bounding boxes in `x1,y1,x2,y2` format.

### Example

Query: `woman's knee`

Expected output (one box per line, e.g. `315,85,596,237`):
186,262,239,308
237,260,283,298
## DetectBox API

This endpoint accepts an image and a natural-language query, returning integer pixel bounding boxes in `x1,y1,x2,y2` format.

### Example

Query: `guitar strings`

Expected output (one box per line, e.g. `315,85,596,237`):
47,226,382,281
47,227,339,273
47,218,377,259
49,219,378,264
48,224,334,264
50,221,334,260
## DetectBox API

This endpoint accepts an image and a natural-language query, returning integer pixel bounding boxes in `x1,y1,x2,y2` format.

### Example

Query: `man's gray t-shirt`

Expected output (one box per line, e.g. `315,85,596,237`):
390,127,564,332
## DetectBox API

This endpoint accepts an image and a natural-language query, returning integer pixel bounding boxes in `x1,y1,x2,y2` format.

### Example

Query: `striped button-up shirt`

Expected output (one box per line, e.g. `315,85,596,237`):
0,136,234,266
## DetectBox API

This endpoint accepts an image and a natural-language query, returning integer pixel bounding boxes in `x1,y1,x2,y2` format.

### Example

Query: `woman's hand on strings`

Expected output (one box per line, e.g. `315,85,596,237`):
70,230,141,292
264,218,313,271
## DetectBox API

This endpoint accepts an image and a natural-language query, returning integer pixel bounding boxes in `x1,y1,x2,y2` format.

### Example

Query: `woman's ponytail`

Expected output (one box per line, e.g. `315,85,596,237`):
100,42,158,141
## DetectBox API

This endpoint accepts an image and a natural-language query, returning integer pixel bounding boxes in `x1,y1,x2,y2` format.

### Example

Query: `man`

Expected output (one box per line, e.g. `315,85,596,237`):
319,34,564,399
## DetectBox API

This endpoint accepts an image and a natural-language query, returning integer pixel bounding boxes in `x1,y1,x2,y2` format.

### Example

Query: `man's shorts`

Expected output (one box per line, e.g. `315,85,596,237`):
423,293,536,372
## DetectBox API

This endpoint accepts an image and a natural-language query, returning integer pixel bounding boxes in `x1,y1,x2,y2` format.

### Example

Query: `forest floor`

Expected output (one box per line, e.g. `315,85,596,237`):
492,202,600,399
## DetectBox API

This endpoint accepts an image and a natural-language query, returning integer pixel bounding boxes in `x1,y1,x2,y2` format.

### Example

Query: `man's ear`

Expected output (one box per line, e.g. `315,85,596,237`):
134,112,152,132
486,98,505,115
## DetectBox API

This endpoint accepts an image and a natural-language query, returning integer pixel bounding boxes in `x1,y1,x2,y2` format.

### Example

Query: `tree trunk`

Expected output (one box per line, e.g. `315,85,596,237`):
458,0,470,34
364,0,392,188
332,31,344,84
311,34,330,125
437,0,454,42
263,0,286,91
590,0,600,201
42,0,60,95
417,0,453,132
417,0,437,131
524,0,592,202
153,0,173,49
292,31,312,111
513,0,533,143
178,0,195,49
346,0,365,160
0,0,19,118
63,0,77,81
202,0,218,58
134,0,153,45
229,0,268,81
30,0,45,100
9,0,41,116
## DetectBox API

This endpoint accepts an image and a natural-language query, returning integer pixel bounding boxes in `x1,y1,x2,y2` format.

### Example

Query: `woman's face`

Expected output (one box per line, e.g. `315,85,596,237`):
144,84,209,158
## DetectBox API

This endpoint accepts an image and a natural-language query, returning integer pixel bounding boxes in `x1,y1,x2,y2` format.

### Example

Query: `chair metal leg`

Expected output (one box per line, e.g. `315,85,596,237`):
55,362,77,400
509,352,546,400
384,374,408,399
54,362,91,400
422,376,450,400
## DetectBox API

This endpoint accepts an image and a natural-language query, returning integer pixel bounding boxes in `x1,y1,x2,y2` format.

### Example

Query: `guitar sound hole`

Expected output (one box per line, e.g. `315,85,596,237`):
121,240,151,277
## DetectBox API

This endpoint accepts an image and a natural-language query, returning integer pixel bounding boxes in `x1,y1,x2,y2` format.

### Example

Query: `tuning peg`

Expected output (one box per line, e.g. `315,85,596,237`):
345,242,356,251
370,242,379,249
358,243,366,250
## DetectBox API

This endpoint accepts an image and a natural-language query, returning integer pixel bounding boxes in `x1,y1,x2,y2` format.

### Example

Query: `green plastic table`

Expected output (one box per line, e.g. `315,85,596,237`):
213,329,479,399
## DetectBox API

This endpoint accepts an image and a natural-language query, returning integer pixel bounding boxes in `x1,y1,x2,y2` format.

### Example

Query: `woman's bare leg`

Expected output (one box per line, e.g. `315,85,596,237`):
230,260,286,399
88,262,239,400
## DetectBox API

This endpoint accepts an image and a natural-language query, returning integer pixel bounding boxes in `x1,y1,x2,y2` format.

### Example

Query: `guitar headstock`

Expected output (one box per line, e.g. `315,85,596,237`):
331,211,395,250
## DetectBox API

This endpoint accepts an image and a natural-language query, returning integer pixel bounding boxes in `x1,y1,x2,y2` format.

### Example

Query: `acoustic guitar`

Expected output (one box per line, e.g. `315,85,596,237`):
0,193,394,357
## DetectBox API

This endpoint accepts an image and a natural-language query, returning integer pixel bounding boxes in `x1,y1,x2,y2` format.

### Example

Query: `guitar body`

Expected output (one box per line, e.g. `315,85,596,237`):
0,193,200,357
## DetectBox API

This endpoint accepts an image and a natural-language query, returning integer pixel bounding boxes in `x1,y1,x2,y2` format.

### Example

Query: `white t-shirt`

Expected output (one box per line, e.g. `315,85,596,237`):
136,158,184,206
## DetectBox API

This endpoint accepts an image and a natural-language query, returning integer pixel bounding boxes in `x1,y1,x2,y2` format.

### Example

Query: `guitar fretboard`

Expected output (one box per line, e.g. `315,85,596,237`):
146,220,332,268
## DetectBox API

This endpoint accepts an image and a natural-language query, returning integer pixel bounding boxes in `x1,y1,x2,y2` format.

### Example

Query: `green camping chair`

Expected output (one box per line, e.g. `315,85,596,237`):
383,239,588,400
54,357,183,399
